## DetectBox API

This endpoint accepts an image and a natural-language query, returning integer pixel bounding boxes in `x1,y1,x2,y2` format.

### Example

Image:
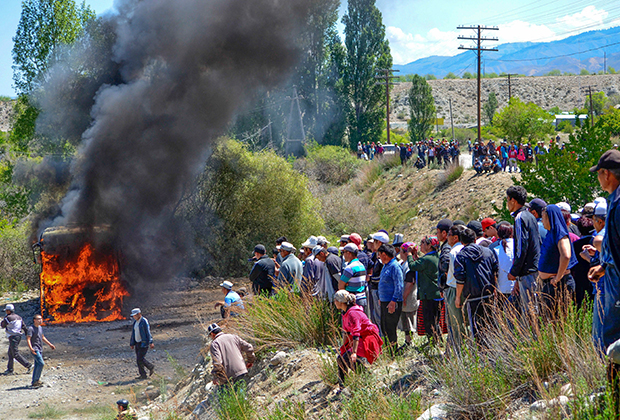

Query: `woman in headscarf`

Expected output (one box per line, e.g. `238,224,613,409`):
333,290,382,391
538,204,578,316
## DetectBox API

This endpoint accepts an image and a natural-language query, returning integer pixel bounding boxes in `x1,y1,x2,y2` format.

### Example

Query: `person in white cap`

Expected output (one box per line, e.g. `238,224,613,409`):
214,281,244,318
276,242,303,288
207,323,255,386
367,231,390,334
301,236,319,292
1,303,32,375
129,308,154,380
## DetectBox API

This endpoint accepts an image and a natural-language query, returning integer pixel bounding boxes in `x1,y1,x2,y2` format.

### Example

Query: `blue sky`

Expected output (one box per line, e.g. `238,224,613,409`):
1,0,619,97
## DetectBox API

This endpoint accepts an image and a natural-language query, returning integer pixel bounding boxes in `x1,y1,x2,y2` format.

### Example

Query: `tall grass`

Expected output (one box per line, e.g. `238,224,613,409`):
234,288,340,350
356,154,401,189
430,292,606,418
216,384,255,420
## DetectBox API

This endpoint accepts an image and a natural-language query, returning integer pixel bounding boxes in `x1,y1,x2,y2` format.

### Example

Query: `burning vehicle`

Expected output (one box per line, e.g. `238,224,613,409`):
32,225,129,324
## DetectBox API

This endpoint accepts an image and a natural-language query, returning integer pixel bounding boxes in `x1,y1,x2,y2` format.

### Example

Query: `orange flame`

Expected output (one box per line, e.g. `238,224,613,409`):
40,243,129,324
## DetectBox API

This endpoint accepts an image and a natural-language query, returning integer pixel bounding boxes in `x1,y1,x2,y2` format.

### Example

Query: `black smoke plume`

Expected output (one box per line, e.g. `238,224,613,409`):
37,0,315,287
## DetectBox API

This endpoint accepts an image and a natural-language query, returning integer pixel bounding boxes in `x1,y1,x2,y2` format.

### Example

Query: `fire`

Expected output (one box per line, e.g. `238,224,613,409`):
40,243,129,324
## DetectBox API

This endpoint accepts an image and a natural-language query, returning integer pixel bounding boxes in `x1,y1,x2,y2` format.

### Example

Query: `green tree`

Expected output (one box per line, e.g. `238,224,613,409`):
483,92,498,125
12,0,95,95
425,74,437,80
462,72,474,79
444,72,458,79
609,67,617,74
599,107,620,136
580,68,590,76
494,97,554,142
518,120,612,205
584,91,607,116
407,75,435,142
545,69,562,76
341,0,392,147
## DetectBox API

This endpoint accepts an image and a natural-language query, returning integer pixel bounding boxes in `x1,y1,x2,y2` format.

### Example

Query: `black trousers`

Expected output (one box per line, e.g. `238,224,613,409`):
466,296,493,345
337,351,362,385
422,299,442,343
380,301,403,346
8,335,30,371
135,346,154,378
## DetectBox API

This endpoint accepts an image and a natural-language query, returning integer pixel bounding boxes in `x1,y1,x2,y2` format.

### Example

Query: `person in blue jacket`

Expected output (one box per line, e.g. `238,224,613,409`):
130,308,154,380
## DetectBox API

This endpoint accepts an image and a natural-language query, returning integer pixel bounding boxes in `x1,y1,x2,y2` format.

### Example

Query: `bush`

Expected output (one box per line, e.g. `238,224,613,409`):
310,182,379,237
234,288,340,350
0,221,38,290
305,143,361,185
430,294,604,418
183,139,324,276
356,154,401,189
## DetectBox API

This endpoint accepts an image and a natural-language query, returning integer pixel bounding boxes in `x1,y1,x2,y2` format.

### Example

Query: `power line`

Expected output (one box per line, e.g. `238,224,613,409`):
489,40,620,62
457,25,499,142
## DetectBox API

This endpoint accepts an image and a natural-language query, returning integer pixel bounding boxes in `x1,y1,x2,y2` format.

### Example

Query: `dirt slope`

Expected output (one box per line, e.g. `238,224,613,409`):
369,164,521,241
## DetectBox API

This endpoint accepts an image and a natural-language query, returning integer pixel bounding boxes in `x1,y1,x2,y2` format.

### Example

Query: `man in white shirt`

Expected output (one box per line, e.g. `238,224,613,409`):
444,225,466,352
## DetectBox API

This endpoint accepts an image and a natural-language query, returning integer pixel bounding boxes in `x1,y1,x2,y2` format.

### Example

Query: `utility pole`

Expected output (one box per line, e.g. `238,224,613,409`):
506,73,517,100
604,51,607,74
449,99,455,140
587,86,594,128
375,69,400,144
457,25,499,142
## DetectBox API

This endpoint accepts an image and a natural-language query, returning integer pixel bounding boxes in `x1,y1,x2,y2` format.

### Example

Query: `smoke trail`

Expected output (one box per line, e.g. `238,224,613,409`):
38,0,315,286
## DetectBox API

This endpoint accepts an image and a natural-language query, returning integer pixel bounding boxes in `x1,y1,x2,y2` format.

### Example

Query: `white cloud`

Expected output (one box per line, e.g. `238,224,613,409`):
388,5,616,65
556,5,607,29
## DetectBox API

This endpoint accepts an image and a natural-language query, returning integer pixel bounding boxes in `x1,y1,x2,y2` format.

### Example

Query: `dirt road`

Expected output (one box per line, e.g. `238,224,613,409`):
0,277,232,420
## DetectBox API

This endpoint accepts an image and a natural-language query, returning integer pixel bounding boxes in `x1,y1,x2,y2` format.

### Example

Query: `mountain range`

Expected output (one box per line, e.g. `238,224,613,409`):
393,25,620,77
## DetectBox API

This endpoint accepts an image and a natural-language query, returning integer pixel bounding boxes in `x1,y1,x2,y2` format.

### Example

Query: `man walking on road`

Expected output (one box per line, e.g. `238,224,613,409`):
27,314,55,388
129,308,155,380
1,303,32,375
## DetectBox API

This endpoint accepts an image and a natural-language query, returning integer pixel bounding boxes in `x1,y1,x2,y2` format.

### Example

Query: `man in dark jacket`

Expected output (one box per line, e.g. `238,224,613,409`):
249,244,275,296
436,219,453,292
454,228,498,344
129,308,154,380
506,185,541,315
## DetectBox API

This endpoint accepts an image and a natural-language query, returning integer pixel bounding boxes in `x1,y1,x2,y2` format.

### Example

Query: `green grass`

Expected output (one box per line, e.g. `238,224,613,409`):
216,383,255,420
28,404,67,419
72,404,116,419
166,350,187,379
265,401,307,420
235,288,340,351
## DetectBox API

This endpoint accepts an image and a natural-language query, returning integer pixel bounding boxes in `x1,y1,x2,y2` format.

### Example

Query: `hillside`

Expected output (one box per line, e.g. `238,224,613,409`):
366,162,518,241
391,73,620,126
0,100,13,132
393,25,620,77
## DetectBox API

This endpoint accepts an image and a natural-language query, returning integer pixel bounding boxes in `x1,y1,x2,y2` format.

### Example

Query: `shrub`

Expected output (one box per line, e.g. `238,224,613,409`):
310,182,379,237
355,154,400,189
183,138,324,277
305,143,361,185
0,221,38,290
234,288,340,350
430,293,605,418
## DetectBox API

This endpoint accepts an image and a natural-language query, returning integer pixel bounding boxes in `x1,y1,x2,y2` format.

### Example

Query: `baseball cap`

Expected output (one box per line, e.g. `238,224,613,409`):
372,232,390,244
339,235,350,243
302,236,318,249
481,218,497,231
312,245,326,256
349,233,363,249
316,236,330,246
254,244,266,254
590,149,620,172
556,202,571,213
220,280,233,290
467,221,484,237
341,243,359,254
207,323,221,334
326,246,339,256
4,304,14,312
436,219,453,232
528,198,547,215
130,308,141,316
594,201,607,217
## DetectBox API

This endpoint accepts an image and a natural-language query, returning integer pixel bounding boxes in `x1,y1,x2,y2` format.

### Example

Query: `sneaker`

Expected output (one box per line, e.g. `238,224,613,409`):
26,365,33,374
31,381,43,388
148,366,155,377
135,376,147,381
1,370,14,376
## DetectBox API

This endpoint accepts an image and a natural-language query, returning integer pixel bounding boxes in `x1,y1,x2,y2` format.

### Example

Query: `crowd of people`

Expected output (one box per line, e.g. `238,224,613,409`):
241,148,620,394
470,138,558,174
356,138,462,168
